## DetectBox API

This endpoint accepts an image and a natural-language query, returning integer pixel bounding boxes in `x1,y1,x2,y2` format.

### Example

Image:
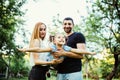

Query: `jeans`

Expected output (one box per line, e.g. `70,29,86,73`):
57,71,83,80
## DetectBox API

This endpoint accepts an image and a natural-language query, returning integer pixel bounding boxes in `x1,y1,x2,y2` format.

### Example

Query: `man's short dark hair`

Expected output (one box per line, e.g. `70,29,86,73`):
63,17,74,25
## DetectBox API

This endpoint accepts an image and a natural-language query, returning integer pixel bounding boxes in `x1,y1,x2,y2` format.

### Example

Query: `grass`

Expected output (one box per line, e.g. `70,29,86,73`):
0,77,56,80
0,77,119,80
47,76,56,80
0,77,28,80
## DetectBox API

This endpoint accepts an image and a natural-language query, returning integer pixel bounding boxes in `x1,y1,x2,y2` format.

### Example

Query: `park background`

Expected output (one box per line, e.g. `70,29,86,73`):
0,0,120,80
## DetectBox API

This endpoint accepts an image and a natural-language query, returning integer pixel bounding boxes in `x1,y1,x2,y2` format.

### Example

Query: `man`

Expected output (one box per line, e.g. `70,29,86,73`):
55,17,86,80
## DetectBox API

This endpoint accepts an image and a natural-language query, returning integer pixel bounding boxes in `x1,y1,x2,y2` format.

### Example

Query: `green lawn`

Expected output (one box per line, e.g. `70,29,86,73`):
0,77,56,80
47,76,56,80
0,77,119,80
0,77,28,80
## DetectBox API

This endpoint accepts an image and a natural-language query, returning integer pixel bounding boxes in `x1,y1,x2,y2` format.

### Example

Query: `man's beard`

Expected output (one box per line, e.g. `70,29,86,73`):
64,27,72,34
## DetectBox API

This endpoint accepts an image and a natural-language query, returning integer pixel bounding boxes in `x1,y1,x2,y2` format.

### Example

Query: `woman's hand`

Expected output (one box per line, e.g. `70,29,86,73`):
51,59,63,65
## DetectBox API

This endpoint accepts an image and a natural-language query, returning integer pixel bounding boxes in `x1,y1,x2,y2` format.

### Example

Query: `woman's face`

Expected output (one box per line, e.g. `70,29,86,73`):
54,34,66,45
39,24,46,39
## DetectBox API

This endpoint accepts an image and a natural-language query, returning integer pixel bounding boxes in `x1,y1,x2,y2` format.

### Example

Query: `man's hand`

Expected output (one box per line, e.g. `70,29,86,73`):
52,50,65,58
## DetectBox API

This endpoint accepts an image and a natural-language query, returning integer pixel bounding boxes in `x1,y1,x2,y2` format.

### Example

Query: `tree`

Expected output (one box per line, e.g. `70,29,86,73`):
0,0,27,79
84,0,120,79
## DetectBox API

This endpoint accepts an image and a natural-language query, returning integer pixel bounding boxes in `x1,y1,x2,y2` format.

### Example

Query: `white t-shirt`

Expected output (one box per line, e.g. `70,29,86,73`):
30,39,51,67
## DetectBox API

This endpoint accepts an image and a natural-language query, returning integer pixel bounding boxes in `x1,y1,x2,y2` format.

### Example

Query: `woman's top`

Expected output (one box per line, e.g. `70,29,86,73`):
30,39,51,67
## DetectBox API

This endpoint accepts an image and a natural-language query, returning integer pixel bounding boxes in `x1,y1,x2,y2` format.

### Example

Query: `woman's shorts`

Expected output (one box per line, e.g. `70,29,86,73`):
28,65,49,80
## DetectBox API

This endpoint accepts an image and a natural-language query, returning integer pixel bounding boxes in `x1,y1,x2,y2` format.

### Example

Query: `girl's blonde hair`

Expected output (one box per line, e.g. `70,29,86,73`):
29,22,46,48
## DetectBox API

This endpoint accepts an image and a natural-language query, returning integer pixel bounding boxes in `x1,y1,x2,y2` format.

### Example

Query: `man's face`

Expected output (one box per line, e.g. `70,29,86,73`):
39,24,46,39
63,20,74,34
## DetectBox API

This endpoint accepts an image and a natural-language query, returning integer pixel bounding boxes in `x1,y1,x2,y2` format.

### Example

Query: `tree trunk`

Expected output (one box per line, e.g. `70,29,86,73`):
85,61,89,80
106,53,118,80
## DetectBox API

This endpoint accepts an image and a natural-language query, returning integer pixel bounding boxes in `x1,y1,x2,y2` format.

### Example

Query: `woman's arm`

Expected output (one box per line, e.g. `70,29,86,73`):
33,53,62,65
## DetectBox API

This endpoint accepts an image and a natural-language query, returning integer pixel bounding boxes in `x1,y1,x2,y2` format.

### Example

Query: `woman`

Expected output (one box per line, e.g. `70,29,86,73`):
28,22,60,80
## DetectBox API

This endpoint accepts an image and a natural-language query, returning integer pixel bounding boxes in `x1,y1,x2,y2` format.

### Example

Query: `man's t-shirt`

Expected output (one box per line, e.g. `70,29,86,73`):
57,32,86,73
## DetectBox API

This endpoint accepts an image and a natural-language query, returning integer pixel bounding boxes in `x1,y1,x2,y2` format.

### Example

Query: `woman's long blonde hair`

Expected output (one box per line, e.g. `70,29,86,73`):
29,22,46,48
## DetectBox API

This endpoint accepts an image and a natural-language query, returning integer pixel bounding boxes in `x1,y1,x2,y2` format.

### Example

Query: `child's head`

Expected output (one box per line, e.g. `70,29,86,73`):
53,33,66,45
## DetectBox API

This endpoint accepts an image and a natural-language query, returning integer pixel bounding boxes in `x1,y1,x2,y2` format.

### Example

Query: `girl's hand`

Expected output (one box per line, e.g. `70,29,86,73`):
17,48,26,52
91,52,96,55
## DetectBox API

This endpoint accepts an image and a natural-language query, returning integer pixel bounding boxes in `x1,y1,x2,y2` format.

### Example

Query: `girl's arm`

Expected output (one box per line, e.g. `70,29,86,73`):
18,47,52,53
63,45,96,55
19,44,59,53
60,51,83,59
30,39,61,65
72,43,96,55
70,48,96,55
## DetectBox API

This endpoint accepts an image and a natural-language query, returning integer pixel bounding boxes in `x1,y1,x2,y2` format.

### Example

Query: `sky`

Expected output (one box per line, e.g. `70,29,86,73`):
22,0,88,32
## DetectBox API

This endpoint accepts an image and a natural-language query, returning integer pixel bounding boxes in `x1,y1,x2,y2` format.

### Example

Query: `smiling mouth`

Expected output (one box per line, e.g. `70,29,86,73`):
59,41,64,43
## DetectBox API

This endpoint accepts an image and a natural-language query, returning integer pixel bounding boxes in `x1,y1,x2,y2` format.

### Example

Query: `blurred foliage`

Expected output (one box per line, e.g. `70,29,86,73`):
0,0,29,79
82,0,120,79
